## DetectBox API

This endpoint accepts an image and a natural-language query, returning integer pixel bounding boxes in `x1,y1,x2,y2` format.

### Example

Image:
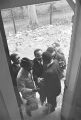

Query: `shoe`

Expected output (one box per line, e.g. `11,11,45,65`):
43,107,49,115
26,111,32,117
40,101,44,106
50,107,55,113
43,103,51,114
45,103,55,113
45,103,48,106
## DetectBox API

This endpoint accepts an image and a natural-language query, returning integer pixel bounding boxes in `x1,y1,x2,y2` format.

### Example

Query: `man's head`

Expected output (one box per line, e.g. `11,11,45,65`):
42,51,52,64
20,57,33,71
10,53,20,64
34,49,42,61
46,47,56,59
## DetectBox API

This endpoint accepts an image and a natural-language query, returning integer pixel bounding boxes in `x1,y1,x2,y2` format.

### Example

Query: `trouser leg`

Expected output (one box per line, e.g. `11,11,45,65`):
47,95,57,112
40,92,46,104
39,85,46,105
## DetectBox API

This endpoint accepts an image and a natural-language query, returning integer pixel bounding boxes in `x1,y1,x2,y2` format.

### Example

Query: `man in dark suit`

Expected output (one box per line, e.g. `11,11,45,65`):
10,53,22,111
46,46,66,79
33,49,46,105
42,51,61,113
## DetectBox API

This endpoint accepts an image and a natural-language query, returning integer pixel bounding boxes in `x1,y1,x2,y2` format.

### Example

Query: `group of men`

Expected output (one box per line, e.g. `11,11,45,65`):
33,46,66,112
10,43,66,116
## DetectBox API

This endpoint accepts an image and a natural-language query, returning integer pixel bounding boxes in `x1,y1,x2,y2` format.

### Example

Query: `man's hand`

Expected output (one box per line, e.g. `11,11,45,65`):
38,78,44,83
32,88,40,92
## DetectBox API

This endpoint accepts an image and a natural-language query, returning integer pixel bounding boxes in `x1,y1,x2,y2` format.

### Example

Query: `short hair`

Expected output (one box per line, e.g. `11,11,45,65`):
42,51,52,63
10,53,18,62
34,49,42,56
20,57,32,69
46,47,56,54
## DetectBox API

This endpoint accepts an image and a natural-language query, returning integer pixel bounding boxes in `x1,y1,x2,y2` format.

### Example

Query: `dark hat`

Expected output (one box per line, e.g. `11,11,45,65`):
20,57,33,69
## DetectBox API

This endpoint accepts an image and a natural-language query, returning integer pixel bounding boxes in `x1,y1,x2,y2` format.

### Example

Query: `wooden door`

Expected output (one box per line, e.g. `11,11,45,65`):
61,1,81,120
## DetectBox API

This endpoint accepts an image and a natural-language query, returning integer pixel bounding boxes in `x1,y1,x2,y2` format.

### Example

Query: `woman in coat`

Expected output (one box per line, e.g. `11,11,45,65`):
17,57,38,117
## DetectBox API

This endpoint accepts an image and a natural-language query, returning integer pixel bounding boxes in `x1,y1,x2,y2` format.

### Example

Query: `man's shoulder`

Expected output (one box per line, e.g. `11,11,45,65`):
56,52,65,61
33,58,37,63
53,59,59,64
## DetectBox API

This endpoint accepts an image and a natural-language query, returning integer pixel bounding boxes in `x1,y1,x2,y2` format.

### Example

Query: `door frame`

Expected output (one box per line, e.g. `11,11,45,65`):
0,0,76,120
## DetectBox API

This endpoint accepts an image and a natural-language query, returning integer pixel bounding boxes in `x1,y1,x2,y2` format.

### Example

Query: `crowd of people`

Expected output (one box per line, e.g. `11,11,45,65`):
10,43,66,117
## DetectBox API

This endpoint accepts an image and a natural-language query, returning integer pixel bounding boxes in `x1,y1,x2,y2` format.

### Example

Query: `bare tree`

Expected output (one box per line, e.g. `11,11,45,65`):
22,6,28,18
27,5,39,29
50,3,53,24
11,9,16,34
20,6,24,19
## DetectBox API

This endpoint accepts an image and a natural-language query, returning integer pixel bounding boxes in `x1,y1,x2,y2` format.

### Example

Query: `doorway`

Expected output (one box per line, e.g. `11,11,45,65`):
0,0,74,120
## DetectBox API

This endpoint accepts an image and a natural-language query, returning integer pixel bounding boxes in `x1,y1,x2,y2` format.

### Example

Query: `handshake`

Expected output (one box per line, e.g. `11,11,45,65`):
38,77,44,83
32,88,40,92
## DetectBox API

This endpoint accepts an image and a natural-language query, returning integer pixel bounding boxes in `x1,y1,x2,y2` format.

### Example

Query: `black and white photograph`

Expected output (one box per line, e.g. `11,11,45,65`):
1,0,81,120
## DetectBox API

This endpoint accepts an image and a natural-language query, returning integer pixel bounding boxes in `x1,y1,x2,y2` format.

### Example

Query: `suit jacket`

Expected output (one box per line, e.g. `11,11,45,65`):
33,58,43,86
42,60,61,97
33,58,43,77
